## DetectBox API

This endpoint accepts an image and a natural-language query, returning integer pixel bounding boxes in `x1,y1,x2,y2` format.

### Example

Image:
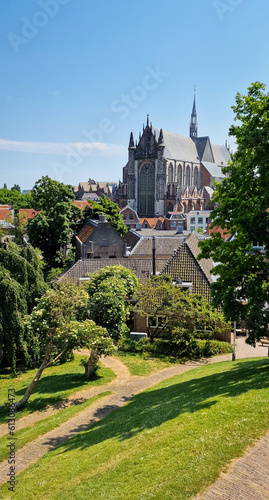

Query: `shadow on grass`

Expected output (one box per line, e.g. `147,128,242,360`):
0,371,104,422
45,358,269,454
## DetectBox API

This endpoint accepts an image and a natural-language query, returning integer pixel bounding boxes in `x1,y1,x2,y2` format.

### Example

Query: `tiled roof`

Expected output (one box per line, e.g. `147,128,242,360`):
58,257,169,284
0,208,12,221
76,221,96,243
125,229,142,250
18,208,39,222
130,236,185,257
140,218,164,228
72,200,91,210
161,233,214,302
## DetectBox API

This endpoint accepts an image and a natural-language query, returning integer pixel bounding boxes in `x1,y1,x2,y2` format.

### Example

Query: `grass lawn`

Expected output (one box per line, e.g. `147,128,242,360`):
116,352,177,376
0,355,115,424
1,358,269,499
0,391,111,463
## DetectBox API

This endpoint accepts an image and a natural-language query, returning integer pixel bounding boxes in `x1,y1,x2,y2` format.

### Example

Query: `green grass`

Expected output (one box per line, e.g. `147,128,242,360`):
0,355,116,424
1,358,269,499
116,352,177,376
0,391,111,463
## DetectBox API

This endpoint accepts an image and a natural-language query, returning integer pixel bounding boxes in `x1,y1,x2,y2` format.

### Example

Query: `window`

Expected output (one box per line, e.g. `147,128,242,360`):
198,217,203,224
190,217,195,224
129,213,134,220
147,316,167,328
123,214,127,220
171,220,176,228
190,226,195,231
177,164,182,185
194,166,198,186
186,165,190,185
168,163,173,183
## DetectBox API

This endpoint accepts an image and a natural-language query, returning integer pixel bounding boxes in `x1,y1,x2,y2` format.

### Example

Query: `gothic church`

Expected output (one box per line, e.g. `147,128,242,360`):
117,98,231,217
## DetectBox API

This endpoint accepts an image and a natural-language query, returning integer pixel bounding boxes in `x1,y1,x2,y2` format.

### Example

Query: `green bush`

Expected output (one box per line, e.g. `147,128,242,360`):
118,336,233,358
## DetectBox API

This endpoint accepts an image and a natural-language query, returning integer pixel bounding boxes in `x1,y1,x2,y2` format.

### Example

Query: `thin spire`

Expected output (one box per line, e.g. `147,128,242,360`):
147,114,149,127
190,86,198,140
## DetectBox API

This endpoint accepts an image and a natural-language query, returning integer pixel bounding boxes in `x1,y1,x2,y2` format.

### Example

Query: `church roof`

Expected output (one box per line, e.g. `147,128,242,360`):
202,162,226,178
153,128,199,163
211,143,231,167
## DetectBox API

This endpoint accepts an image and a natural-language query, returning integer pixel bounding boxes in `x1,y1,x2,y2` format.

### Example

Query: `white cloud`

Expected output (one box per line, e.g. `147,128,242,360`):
0,139,127,156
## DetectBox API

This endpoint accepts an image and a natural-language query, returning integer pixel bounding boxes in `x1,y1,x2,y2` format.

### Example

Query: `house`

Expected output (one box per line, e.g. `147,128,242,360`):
139,218,165,230
75,213,126,260
134,232,232,342
120,206,140,230
164,212,185,231
186,210,212,232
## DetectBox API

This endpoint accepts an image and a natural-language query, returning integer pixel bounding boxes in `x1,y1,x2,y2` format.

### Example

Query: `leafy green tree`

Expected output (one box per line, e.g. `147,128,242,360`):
11,184,21,193
80,195,127,237
136,275,229,342
86,266,138,342
0,266,28,372
198,82,269,346
27,176,81,268
0,243,46,371
15,283,114,410
0,188,32,211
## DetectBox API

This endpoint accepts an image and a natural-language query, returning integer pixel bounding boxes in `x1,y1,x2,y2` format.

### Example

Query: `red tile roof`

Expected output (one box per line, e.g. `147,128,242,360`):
18,209,39,223
76,221,96,243
72,201,92,210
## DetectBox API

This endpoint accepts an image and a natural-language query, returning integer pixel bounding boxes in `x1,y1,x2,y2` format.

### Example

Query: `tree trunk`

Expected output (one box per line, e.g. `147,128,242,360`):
84,348,97,379
14,340,53,411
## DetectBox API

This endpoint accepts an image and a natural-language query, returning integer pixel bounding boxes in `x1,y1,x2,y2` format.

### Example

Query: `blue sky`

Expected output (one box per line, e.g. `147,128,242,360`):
1,0,269,190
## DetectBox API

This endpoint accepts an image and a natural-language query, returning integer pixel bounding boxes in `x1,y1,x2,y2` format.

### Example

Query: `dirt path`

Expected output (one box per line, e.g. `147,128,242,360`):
0,354,132,439
0,354,224,484
0,341,268,489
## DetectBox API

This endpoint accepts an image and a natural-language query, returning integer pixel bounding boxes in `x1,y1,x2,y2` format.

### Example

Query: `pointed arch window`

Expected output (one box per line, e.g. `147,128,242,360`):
186,165,190,186
194,166,198,186
177,164,182,186
168,163,173,183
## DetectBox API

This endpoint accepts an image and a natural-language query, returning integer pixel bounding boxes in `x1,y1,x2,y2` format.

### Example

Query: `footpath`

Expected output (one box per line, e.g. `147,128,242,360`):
0,337,268,496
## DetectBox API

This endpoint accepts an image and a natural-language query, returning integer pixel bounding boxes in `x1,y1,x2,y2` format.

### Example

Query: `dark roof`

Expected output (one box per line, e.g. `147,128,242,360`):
76,221,97,243
58,257,169,284
195,137,214,163
161,233,214,301
125,229,142,251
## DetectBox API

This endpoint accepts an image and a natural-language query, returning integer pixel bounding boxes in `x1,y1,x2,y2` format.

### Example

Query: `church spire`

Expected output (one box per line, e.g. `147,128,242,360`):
190,86,198,140
129,131,134,148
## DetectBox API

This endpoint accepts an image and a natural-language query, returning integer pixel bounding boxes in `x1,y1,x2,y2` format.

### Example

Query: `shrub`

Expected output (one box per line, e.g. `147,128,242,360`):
118,336,233,359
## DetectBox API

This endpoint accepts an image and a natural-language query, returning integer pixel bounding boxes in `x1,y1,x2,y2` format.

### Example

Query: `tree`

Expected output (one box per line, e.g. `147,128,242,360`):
0,187,32,211
136,275,229,342
198,82,269,346
15,283,115,410
11,184,21,193
27,176,81,268
86,266,138,342
0,243,46,371
80,195,127,237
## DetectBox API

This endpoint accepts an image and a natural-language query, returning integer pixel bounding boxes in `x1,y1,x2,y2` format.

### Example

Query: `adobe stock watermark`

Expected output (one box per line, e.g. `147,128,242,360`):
7,0,71,54
213,0,245,21
52,64,169,182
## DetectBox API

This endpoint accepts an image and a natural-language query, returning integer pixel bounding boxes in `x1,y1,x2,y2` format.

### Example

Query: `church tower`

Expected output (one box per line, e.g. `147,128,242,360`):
190,90,198,140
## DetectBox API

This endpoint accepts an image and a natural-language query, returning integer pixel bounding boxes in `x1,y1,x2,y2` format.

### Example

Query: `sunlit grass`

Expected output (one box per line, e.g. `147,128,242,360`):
1,358,269,499
0,391,111,463
0,355,115,424
116,352,177,376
